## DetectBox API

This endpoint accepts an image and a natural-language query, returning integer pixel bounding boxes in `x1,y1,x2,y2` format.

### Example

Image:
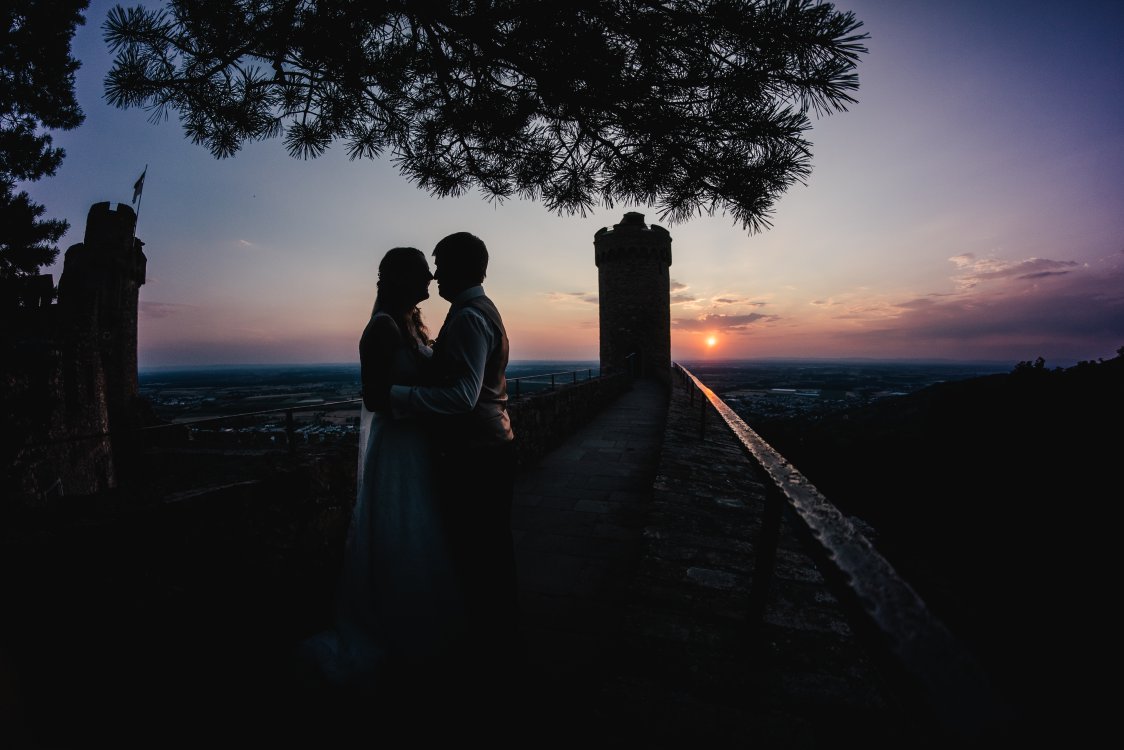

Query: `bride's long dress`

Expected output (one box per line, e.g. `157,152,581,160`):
300,324,464,689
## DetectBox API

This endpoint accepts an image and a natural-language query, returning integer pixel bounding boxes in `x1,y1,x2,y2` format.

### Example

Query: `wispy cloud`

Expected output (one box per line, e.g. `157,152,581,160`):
950,254,1079,289
683,293,768,310
673,311,776,334
714,296,764,306
831,261,1124,361
545,291,598,305
139,301,195,319
830,300,910,320
668,279,697,305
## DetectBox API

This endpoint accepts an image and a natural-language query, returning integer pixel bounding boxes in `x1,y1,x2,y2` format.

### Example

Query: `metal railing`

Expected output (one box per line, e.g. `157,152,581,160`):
140,399,363,430
17,365,606,459
508,367,601,398
130,365,604,448
672,362,1010,744
137,397,363,455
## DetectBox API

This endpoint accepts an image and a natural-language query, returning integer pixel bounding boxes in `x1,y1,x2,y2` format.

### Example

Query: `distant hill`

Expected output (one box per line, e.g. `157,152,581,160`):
753,350,1121,519
747,348,1122,719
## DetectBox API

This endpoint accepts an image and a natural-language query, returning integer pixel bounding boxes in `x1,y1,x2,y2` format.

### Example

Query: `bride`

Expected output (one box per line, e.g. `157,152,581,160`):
299,246,464,694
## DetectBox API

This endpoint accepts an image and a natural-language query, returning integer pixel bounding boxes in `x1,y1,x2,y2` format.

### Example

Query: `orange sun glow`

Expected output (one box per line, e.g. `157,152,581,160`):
706,335,717,348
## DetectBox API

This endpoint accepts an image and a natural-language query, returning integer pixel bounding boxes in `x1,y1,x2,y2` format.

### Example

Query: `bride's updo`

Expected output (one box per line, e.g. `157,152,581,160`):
373,246,431,348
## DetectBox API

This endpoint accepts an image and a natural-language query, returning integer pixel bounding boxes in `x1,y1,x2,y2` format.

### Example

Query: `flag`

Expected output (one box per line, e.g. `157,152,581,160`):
132,167,147,204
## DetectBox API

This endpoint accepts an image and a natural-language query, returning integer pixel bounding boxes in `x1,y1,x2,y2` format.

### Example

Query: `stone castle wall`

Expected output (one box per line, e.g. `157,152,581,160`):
1,202,146,506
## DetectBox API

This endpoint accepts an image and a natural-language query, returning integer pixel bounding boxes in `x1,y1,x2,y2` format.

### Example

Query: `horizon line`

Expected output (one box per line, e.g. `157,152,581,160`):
137,355,1031,373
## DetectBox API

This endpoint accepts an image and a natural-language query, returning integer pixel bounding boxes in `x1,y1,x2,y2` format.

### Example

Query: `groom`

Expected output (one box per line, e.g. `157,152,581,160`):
384,231,520,684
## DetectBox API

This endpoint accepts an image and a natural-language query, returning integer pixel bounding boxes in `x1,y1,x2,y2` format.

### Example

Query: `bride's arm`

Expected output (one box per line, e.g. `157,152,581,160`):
359,316,401,412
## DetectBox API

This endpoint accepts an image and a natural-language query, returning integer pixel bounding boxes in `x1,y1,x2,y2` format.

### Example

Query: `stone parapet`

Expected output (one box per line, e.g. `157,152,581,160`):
508,372,633,469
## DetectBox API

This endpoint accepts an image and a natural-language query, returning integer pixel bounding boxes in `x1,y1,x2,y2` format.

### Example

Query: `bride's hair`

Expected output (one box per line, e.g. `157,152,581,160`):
373,246,431,348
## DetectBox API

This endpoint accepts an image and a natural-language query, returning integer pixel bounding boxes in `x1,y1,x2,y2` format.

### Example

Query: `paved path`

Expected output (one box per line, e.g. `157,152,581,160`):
508,374,938,746
511,377,669,739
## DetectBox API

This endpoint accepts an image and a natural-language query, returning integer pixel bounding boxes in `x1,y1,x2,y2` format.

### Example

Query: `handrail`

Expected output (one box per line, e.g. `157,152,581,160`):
508,367,600,398
672,362,1010,744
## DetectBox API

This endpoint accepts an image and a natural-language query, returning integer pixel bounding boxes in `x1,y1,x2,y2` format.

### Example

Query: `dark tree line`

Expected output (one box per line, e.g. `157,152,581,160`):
0,1,88,280
745,346,1123,728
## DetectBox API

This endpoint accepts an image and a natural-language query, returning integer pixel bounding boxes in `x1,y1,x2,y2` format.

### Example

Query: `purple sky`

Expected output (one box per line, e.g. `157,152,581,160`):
24,0,1124,367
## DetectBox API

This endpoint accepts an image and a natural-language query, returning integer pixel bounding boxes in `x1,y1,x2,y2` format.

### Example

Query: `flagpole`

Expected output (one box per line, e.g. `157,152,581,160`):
131,164,147,250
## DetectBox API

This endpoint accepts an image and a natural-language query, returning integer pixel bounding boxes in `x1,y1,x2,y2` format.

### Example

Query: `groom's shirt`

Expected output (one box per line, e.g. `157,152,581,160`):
389,285,513,445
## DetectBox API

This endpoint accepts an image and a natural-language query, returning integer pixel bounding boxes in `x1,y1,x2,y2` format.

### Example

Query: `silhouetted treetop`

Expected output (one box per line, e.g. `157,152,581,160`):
103,0,868,233
1,0,88,279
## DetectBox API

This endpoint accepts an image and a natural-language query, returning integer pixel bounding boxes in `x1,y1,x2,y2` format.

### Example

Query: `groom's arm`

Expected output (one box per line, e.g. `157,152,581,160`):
389,308,493,416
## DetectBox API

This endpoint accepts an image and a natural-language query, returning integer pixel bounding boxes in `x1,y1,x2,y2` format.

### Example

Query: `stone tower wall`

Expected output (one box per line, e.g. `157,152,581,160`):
58,201,147,455
59,201,146,404
1,202,146,505
594,212,672,385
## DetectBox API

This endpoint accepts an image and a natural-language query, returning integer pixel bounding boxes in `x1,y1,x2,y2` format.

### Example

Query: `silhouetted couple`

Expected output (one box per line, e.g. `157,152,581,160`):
299,232,520,730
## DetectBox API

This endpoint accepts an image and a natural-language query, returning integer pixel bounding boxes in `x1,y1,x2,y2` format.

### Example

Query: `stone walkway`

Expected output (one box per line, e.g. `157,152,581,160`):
509,375,942,746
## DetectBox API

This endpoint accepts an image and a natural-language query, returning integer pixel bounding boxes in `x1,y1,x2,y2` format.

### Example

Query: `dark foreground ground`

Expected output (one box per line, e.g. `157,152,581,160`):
4,364,1116,746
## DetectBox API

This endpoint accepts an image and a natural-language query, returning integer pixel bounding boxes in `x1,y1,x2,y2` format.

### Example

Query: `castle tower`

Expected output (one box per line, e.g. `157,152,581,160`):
58,201,147,395
594,212,672,385
57,201,147,484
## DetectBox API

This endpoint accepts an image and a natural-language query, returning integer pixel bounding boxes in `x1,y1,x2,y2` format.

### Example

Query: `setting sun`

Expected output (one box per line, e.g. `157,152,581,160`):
706,336,717,348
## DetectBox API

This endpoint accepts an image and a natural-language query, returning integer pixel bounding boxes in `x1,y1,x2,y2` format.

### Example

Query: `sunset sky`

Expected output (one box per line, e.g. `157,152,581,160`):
24,0,1124,368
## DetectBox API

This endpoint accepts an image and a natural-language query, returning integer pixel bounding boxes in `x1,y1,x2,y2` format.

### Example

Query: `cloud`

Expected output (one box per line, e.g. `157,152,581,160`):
895,295,947,310
663,282,764,310
831,302,904,320
673,311,776,333
139,301,195,319
545,291,598,305
712,296,765,307
669,279,697,304
833,262,1124,361
1018,270,1073,280
812,293,958,323
950,255,1079,289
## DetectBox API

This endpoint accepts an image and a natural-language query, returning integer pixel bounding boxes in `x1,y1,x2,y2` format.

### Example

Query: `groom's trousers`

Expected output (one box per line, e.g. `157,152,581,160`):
439,439,520,663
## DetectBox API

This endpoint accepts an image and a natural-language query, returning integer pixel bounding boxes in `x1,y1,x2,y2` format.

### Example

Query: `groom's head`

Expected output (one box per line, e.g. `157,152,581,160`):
433,232,488,302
